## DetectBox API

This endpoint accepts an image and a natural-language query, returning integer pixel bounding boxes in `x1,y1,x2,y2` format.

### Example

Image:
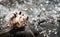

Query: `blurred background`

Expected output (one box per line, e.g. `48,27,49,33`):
0,0,60,37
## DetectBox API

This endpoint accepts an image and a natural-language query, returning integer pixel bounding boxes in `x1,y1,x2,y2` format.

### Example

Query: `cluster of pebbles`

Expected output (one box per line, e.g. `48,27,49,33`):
0,0,60,37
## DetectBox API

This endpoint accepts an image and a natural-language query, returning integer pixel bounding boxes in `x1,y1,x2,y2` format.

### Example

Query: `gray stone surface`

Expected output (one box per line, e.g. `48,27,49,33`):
0,0,60,37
